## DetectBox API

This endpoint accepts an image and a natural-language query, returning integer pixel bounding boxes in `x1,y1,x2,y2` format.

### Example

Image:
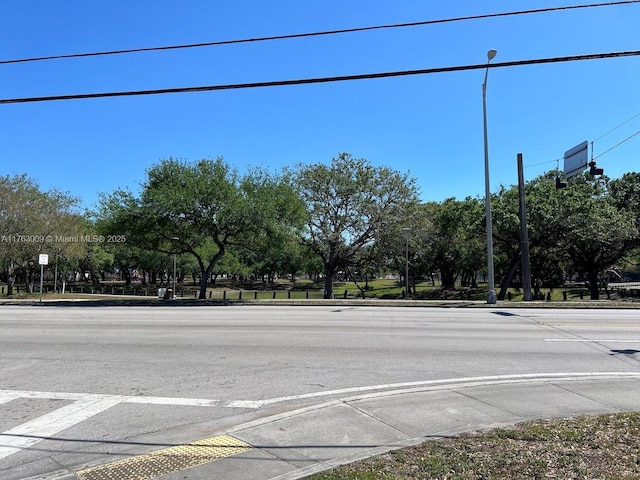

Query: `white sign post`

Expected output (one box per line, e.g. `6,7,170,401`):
39,254,49,303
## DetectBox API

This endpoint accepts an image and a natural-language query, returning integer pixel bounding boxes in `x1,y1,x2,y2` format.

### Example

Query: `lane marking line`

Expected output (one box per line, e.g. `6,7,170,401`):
225,372,640,408
542,322,640,327
0,390,223,407
75,434,251,480
2,373,640,462
545,339,640,343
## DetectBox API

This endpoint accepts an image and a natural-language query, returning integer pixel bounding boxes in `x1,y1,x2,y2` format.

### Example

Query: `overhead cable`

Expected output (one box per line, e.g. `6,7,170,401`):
1,0,639,65
593,111,640,142
1,50,638,105
594,129,640,160
527,111,640,170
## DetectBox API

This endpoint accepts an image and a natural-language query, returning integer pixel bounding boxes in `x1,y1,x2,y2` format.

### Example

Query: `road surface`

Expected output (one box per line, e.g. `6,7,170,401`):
1,305,639,478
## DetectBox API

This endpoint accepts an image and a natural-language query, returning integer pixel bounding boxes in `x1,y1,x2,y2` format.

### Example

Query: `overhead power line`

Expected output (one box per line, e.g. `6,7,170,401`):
1,0,639,65
527,111,640,170
593,111,640,142
594,129,640,160
1,50,638,105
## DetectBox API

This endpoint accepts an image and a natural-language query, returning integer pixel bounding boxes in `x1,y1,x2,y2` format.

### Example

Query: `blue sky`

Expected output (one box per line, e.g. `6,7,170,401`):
1,1,639,210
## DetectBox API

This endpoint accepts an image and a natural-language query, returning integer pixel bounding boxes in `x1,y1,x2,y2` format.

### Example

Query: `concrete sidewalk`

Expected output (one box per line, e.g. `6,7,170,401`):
153,373,640,479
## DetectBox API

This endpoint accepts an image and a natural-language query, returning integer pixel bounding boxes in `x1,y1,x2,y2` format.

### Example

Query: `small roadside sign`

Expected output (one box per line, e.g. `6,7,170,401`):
39,254,49,265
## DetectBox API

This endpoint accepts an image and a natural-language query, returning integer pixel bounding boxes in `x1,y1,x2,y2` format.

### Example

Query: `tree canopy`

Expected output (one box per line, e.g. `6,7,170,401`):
4,156,639,301
95,157,305,298
0,174,83,294
291,153,420,298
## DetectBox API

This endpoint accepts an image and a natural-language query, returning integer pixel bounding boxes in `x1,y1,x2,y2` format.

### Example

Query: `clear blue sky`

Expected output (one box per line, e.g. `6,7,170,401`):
1,1,639,210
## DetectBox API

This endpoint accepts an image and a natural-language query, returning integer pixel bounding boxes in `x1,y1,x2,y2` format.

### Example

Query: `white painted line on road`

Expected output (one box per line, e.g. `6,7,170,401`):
224,372,640,408
0,390,107,402
0,390,222,408
4,372,640,414
545,339,640,343
3,371,640,460
0,396,123,461
0,393,21,405
124,396,221,407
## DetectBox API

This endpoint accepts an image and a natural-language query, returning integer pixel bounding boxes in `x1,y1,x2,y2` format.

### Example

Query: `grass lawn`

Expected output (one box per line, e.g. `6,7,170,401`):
306,412,640,479
0,278,604,303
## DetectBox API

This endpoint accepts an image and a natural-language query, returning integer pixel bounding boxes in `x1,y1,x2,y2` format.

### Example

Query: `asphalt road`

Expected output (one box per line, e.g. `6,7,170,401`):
1,305,640,479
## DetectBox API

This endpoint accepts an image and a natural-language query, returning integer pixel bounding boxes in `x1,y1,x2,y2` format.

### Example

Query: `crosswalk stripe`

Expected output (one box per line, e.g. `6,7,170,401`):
0,396,123,461
0,393,21,405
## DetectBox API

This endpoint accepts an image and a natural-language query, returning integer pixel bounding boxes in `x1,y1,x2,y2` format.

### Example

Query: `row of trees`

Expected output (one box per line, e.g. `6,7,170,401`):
0,174,91,295
1,154,639,300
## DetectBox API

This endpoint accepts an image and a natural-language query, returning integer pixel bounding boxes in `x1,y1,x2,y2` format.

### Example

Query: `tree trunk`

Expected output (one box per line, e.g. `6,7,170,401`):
121,267,131,286
441,270,456,289
26,269,35,294
199,250,225,299
198,267,210,299
497,259,520,301
324,264,336,299
6,274,15,296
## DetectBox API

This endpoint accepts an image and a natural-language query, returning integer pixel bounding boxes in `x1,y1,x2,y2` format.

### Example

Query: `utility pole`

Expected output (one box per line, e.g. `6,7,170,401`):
402,227,410,299
517,153,532,301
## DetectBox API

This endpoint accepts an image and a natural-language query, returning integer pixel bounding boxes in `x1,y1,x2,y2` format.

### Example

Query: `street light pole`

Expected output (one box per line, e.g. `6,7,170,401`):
172,236,180,300
173,252,177,300
483,49,498,304
402,227,410,299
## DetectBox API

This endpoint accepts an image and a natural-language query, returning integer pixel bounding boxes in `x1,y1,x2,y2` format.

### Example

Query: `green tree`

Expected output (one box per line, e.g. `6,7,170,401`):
560,176,638,299
423,198,484,289
0,174,84,295
292,153,419,299
492,175,568,299
609,172,640,278
492,172,639,300
96,157,305,299
373,201,433,295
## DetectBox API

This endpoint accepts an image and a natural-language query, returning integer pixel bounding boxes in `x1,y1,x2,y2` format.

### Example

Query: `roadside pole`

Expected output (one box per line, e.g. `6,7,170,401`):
517,154,532,301
38,253,49,303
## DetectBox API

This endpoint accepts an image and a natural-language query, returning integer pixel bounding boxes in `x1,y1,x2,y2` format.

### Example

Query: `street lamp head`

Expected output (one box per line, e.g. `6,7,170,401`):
487,49,498,62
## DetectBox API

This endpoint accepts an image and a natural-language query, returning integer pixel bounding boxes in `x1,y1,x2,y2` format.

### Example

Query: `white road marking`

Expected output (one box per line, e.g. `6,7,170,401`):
2,372,640,460
224,372,640,408
0,390,223,407
0,396,122,461
124,396,220,407
545,339,640,343
0,393,21,405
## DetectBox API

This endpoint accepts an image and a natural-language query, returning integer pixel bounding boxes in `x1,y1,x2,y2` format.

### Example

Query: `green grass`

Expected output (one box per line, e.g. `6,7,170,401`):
0,279,608,303
306,412,640,479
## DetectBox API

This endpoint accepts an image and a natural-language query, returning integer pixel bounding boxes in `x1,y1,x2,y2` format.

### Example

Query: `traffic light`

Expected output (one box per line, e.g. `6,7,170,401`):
555,176,567,189
588,160,603,176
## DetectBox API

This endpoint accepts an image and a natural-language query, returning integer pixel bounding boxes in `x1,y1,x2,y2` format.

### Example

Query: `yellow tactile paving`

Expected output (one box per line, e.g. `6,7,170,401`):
76,435,251,480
